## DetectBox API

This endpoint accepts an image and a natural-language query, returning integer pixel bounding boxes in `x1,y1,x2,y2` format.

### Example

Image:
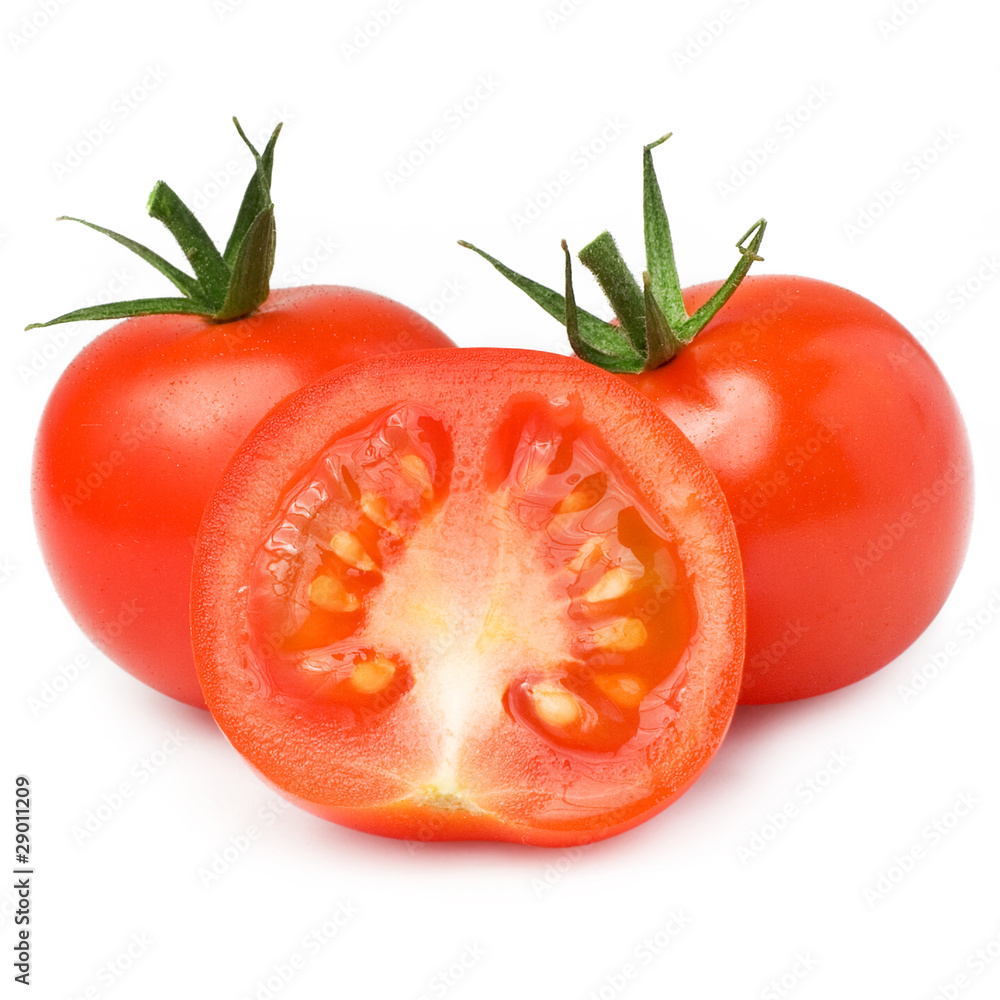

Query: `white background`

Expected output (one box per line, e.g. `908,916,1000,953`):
3,0,1000,997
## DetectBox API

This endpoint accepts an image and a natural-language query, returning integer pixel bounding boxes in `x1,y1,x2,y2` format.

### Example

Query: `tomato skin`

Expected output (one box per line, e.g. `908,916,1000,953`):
192,349,744,845
32,285,454,707
621,274,973,703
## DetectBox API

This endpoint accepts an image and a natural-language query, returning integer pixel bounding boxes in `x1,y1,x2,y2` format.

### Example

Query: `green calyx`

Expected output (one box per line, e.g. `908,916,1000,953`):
26,118,281,330
459,133,767,374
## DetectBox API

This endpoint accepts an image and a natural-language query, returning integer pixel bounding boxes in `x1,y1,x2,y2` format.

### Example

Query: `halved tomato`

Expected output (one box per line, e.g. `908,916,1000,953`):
192,349,744,846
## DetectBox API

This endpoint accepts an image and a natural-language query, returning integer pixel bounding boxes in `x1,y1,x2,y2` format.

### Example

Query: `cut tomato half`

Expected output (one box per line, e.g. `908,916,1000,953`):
192,349,744,846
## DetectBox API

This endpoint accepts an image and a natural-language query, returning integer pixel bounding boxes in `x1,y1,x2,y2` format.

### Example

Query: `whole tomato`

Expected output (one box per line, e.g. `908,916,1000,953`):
30,120,454,707
462,134,973,703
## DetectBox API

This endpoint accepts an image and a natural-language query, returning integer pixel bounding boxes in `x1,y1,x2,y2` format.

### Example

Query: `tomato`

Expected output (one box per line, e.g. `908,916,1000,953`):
191,348,744,845
461,135,973,703
33,286,453,706
30,118,454,707
624,275,973,703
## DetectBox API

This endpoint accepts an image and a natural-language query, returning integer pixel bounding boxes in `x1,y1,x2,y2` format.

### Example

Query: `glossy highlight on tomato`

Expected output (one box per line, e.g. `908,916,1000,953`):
192,349,744,845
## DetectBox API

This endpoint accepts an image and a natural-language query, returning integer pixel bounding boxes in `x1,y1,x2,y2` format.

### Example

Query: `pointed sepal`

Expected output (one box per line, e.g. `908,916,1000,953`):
25,117,282,331
460,134,767,375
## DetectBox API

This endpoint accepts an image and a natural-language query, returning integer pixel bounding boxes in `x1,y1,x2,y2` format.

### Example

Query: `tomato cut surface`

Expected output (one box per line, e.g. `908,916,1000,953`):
192,349,744,845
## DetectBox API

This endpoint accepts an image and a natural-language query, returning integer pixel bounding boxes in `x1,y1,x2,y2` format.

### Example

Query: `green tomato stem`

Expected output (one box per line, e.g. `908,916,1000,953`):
460,134,767,374
577,231,646,354
26,117,282,331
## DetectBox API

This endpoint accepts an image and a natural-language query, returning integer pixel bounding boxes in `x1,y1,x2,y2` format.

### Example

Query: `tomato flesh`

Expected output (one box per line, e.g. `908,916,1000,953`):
193,349,744,845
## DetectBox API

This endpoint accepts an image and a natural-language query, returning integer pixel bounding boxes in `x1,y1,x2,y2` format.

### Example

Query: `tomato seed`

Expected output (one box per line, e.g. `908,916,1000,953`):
567,538,604,574
590,617,647,652
350,656,397,694
593,673,647,707
330,531,378,573
399,454,435,500
309,575,361,613
584,567,639,604
529,682,582,728
360,494,401,536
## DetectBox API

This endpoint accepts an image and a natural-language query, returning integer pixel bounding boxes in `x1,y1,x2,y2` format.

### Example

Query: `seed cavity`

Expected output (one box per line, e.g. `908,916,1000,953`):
350,655,397,694
330,531,378,573
309,575,361,613
588,617,647,652
529,682,582,728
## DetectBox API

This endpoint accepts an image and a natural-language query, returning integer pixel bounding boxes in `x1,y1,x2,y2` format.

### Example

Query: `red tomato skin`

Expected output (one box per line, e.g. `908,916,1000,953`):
622,274,973,703
32,285,454,707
